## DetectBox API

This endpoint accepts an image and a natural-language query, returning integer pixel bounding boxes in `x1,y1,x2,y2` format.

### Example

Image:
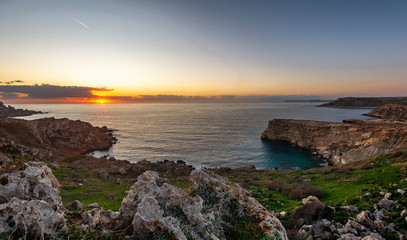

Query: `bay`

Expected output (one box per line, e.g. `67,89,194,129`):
12,102,373,169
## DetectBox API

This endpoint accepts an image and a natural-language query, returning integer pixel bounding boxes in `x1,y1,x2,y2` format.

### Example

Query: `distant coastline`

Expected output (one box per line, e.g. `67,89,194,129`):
284,99,333,103
319,96,407,108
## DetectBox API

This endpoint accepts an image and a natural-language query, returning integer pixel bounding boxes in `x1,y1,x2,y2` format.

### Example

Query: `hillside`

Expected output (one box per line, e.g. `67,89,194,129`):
319,97,407,108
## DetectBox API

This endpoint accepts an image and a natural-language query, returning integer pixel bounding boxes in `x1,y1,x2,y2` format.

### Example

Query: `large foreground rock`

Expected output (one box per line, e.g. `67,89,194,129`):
190,169,288,239
0,162,66,238
0,197,65,238
0,162,62,210
120,170,288,240
120,171,207,239
261,119,407,164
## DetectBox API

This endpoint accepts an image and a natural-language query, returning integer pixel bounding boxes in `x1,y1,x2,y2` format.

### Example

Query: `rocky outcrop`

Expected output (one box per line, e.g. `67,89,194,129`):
190,169,288,239
319,97,407,108
25,117,116,154
0,162,66,238
0,117,116,158
364,104,407,120
0,101,42,118
296,195,400,240
120,170,288,240
261,119,407,165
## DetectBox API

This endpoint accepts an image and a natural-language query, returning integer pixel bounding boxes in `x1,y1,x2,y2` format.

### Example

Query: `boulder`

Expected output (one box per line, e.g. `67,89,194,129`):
0,197,66,238
66,200,84,211
87,202,101,209
99,170,109,179
190,169,288,239
79,208,119,233
377,198,397,211
120,170,288,240
0,162,62,211
120,171,208,239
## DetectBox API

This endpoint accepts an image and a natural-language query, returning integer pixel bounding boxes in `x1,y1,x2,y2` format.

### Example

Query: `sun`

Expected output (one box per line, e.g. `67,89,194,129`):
99,99,105,104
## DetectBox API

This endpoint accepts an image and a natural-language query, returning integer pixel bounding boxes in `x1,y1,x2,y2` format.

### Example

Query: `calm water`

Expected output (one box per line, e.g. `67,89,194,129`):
12,103,373,170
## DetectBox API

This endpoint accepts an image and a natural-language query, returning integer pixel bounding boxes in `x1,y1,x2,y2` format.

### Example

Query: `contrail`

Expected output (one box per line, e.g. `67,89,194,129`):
72,17,90,29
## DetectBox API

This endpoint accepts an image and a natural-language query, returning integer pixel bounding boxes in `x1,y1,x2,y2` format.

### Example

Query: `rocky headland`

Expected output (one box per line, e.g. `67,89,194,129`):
364,104,407,120
0,102,43,118
319,96,407,108
0,101,406,239
261,118,407,165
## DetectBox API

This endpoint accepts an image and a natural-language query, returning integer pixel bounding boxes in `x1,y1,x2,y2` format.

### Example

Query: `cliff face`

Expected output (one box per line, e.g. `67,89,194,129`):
0,117,116,160
364,104,407,120
261,119,407,165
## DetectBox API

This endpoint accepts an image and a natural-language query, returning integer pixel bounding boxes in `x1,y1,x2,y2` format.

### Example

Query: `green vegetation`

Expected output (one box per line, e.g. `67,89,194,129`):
49,152,407,239
51,167,132,211
216,153,407,215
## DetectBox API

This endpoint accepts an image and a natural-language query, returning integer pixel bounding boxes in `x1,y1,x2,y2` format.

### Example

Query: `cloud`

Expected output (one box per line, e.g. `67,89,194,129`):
3,80,24,85
0,84,112,99
0,83,327,103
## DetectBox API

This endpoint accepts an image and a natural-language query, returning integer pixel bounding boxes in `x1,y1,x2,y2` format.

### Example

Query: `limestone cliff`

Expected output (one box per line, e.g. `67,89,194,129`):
364,104,407,120
261,119,407,165
0,117,116,160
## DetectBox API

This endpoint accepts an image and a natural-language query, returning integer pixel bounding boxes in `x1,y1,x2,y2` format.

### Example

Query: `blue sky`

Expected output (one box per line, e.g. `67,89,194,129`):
0,0,407,101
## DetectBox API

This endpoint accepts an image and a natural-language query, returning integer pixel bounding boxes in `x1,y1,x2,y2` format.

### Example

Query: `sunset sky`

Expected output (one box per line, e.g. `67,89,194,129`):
1,0,407,102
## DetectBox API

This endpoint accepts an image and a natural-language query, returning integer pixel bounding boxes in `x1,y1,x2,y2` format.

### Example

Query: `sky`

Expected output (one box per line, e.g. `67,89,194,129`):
0,0,407,103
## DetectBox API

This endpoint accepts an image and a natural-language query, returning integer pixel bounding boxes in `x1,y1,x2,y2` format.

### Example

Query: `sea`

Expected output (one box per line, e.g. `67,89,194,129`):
12,102,374,170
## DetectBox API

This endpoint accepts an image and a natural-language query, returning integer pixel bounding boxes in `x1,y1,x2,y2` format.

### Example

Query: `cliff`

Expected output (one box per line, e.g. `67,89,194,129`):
319,97,407,108
0,117,116,160
261,119,407,165
0,102,42,118
364,104,407,120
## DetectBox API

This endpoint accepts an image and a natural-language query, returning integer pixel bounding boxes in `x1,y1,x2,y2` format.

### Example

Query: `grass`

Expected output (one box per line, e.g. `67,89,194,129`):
215,153,407,214
51,167,132,211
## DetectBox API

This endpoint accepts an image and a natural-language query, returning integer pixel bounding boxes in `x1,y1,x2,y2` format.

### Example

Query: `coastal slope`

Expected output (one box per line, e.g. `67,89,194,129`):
261,119,407,165
319,96,407,108
364,104,407,120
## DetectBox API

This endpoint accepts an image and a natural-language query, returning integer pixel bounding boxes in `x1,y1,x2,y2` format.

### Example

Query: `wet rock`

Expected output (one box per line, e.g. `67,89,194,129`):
67,200,84,211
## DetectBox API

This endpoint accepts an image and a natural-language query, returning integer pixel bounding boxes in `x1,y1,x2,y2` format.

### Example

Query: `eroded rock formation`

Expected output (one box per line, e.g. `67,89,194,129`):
261,119,407,164
364,104,407,120
0,117,116,160
120,170,288,240
0,162,66,238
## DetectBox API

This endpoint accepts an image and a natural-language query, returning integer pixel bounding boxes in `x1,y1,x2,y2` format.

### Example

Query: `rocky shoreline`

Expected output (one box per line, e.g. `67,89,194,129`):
261,118,407,165
0,102,43,118
0,101,407,239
